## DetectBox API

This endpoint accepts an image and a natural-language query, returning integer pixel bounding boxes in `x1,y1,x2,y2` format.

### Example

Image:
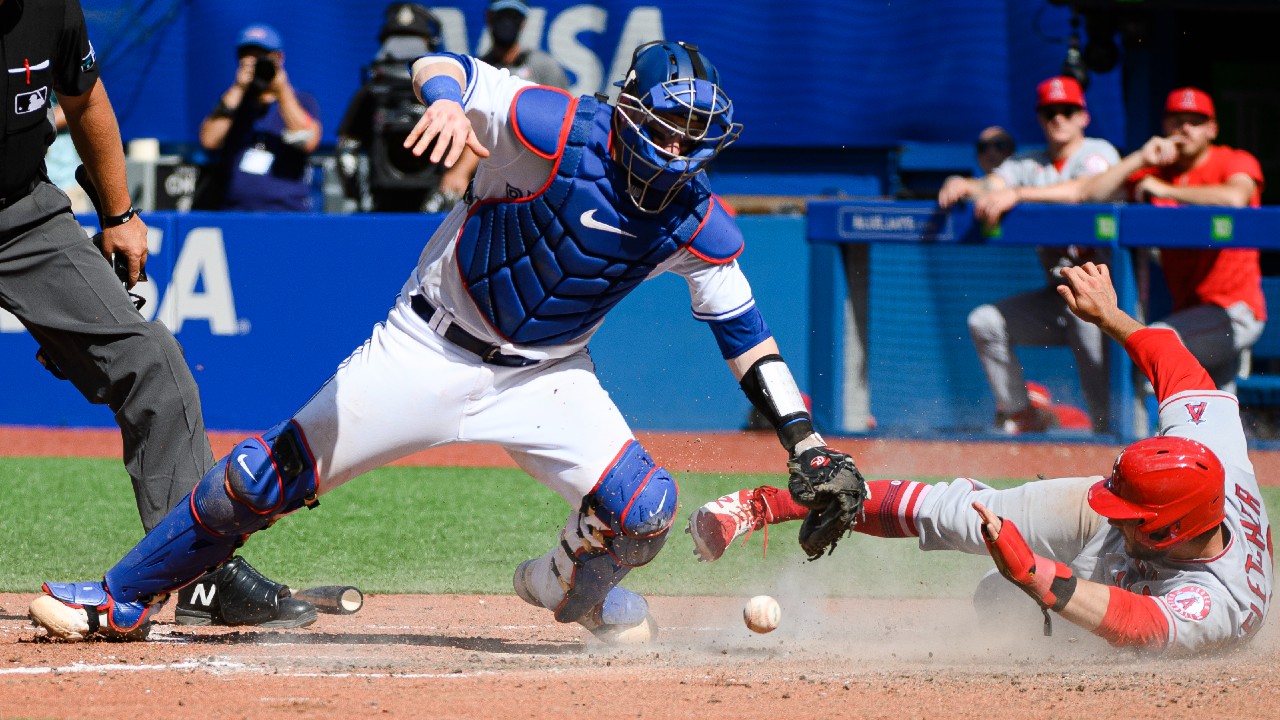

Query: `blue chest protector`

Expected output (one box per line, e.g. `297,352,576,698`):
455,93,720,346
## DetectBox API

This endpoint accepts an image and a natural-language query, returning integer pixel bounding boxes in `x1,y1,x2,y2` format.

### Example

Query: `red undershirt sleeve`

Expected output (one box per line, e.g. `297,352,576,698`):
1092,586,1171,650
1125,328,1216,402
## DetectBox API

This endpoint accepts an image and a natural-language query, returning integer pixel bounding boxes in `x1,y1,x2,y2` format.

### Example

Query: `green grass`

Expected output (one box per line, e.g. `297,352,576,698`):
4,458,1275,602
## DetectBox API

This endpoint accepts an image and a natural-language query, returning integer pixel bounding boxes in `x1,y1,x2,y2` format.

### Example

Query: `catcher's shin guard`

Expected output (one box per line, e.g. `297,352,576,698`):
104,420,318,604
517,441,677,623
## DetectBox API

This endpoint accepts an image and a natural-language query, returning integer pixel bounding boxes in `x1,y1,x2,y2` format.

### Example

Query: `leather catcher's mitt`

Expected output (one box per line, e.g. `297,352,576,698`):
787,446,869,560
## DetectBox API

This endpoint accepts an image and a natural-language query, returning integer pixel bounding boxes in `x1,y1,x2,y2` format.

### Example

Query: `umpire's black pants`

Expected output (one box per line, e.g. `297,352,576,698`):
0,182,214,531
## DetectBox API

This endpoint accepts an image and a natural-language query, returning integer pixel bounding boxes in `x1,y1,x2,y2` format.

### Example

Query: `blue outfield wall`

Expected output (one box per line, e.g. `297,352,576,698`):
0,213,806,433
87,0,1123,154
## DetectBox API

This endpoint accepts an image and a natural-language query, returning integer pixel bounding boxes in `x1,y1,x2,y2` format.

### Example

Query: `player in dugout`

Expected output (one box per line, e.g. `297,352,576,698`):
27,40,867,644
690,262,1271,655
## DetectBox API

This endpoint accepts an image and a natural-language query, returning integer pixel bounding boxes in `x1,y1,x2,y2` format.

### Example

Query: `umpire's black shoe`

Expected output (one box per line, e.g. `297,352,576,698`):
175,556,317,628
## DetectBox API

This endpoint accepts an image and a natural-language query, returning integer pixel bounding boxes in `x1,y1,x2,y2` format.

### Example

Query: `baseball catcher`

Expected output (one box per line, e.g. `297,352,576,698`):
27,40,851,647
689,263,1271,655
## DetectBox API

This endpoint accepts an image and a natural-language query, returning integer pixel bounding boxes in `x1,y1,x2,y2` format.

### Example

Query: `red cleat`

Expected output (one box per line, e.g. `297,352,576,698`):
686,486,785,562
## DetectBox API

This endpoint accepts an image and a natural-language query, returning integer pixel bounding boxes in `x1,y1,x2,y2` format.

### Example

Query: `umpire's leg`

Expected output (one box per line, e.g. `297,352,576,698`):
0,185,212,531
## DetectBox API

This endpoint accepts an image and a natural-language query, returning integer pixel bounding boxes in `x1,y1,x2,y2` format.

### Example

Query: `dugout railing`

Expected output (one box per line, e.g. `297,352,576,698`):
806,200,1280,443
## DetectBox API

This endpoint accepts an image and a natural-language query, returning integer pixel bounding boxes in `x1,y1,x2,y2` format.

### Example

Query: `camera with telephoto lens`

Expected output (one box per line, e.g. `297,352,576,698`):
250,56,277,94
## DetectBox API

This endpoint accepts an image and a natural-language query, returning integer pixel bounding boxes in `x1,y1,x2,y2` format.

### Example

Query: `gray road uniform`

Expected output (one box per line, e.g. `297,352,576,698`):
916,329,1270,653
968,137,1122,432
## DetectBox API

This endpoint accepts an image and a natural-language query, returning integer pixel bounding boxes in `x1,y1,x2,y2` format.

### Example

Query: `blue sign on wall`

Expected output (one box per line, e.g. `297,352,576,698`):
84,1,1125,152
0,213,808,433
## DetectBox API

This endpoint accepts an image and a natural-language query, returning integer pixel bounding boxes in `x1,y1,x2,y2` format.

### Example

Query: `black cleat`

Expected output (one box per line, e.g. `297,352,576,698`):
175,556,317,628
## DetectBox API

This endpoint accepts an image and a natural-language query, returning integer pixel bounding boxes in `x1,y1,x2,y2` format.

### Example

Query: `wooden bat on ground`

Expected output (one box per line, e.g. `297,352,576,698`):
290,585,364,615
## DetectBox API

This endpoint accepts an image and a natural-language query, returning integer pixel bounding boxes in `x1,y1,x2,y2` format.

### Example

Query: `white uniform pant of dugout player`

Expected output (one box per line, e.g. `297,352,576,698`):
293,292,637,607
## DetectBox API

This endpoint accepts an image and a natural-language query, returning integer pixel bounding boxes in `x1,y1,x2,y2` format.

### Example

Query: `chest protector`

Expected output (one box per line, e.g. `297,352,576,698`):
455,93,712,346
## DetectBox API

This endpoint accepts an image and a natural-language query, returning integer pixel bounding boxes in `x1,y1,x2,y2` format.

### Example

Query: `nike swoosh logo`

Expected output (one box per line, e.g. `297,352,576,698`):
648,489,669,518
580,209,635,237
236,453,254,480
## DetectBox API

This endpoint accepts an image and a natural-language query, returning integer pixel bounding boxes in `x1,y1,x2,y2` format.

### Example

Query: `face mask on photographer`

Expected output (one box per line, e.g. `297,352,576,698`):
488,11,523,49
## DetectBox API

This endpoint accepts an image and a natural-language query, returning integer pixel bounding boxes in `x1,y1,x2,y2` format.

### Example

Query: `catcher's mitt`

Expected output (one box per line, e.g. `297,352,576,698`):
787,446,869,560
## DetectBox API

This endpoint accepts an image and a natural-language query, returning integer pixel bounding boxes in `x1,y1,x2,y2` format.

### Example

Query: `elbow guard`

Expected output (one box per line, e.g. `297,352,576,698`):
1093,586,1171,650
739,354,815,453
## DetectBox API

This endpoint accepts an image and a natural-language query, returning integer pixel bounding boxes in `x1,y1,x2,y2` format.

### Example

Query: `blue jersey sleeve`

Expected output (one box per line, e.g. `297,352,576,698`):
706,305,772,359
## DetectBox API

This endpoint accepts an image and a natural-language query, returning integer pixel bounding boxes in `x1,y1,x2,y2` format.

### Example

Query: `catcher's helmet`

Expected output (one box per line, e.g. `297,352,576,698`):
1087,435,1226,550
612,40,741,213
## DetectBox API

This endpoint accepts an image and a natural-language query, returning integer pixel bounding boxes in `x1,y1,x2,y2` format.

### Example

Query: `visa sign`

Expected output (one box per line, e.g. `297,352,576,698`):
0,226,245,337
435,4,666,97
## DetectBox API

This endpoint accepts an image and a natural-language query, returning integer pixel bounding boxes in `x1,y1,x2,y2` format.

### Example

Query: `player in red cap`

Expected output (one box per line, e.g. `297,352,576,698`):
690,262,1271,655
1077,86,1266,393
940,76,1121,434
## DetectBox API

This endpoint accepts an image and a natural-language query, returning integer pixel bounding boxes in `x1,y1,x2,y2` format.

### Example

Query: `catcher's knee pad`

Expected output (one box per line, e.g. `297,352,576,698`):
586,440,677,567
191,419,319,537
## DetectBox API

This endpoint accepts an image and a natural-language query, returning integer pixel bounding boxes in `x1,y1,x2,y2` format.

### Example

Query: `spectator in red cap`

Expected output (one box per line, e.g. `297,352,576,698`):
940,76,1121,434
1078,87,1265,392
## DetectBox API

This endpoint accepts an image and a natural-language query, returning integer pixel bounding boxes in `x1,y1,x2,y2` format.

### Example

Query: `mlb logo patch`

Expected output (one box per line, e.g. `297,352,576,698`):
15,86,49,114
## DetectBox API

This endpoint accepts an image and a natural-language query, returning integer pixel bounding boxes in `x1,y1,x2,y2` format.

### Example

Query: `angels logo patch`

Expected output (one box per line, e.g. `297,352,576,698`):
1166,585,1212,621
1185,401,1207,424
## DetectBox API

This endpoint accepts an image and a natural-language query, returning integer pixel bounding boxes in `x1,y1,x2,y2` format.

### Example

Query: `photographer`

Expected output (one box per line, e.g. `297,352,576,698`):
198,24,321,211
335,3,445,212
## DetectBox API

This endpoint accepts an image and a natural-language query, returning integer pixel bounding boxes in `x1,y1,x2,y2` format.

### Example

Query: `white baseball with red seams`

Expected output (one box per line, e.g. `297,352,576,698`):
744,595,781,633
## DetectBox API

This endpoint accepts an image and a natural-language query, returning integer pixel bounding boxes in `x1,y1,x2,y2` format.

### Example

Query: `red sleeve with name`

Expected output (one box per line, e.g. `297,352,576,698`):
1124,328,1215,402
1092,586,1171,650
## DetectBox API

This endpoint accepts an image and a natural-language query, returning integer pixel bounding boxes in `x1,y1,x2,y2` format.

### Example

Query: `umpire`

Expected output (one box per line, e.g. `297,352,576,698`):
1,0,314,628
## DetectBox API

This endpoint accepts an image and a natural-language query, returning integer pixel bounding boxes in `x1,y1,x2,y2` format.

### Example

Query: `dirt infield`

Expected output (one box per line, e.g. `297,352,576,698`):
3,593,1278,720
3,426,1279,719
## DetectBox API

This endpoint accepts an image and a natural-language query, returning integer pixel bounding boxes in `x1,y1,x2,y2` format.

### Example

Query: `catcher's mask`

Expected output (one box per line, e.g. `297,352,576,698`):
612,40,741,213
1087,435,1226,551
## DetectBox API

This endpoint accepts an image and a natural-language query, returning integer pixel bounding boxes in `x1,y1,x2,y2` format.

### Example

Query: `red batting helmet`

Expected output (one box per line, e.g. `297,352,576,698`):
1087,435,1225,550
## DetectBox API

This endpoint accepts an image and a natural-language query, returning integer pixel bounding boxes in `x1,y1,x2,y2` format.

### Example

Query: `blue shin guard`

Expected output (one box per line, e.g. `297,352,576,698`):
43,421,319,634
549,440,677,623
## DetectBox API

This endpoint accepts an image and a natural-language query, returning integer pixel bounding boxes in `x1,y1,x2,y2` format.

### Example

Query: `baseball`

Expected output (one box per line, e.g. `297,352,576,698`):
743,595,781,634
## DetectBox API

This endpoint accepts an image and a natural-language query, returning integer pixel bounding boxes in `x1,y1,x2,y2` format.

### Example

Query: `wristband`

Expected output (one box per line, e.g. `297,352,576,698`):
420,75,463,106
101,206,137,228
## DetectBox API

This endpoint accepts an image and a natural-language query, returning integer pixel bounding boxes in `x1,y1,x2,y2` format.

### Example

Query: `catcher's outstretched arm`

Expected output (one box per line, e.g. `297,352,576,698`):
728,338,823,455
728,338,869,560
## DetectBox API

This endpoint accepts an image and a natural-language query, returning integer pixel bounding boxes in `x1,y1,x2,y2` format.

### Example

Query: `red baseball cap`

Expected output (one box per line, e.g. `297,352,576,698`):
1165,87,1215,119
1036,76,1086,109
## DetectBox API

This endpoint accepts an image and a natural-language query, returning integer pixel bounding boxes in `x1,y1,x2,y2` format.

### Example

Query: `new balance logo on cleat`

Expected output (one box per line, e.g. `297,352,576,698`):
175,556,317,629
186,580,217,608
